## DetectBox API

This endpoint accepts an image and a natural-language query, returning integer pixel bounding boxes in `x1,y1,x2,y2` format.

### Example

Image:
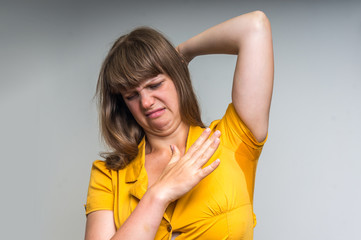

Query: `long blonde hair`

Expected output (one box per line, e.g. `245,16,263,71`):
96,27,204,170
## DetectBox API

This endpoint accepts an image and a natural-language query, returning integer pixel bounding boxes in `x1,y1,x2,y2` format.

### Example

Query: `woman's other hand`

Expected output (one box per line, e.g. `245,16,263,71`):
175,44,192,65
150,128,221,206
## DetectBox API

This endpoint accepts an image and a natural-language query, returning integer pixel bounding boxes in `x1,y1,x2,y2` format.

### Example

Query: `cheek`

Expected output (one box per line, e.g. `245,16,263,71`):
125,102,140,118
169,93,181,113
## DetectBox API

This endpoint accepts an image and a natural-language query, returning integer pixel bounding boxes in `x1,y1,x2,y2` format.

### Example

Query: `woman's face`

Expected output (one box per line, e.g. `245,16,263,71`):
121,74,183,136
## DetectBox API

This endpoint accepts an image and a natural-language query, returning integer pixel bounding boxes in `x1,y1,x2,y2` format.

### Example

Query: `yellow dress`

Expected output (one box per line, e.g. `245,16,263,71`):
85,104,267,239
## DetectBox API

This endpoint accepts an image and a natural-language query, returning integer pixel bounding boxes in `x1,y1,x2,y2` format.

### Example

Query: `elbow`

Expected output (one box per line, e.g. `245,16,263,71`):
248,10,271,33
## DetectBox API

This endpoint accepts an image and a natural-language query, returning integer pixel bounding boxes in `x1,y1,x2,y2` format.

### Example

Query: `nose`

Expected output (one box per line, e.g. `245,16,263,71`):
140,91,154,109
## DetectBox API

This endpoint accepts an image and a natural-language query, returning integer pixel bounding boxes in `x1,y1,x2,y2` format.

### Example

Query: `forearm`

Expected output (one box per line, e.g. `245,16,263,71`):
111,188,168,240
177,11,271,62
85,187,168,240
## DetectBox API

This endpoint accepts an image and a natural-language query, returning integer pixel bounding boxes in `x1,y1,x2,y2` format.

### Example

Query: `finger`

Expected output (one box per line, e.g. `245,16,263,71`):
185,128,212,157
199,159,220,179
195,136,220,168
168,144,181,165
189,130,221,162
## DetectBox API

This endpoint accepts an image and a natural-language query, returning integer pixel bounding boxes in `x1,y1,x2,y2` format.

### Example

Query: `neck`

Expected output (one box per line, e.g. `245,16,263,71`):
144,122,189,156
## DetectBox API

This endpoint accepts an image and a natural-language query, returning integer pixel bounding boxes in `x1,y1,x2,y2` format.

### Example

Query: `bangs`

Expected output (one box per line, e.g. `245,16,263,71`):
104,35,166,93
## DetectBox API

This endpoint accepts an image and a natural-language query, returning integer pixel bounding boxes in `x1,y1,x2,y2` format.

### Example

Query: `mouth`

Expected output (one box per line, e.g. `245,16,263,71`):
145,108,166,118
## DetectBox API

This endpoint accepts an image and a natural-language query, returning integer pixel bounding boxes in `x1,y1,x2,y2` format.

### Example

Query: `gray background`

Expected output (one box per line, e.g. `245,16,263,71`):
1,0,360,239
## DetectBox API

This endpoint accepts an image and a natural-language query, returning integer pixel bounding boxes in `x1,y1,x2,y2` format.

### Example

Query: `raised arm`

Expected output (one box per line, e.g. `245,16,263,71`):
177,11,274,142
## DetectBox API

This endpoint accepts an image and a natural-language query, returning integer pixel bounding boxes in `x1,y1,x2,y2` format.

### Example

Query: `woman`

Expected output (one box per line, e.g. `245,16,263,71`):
85,11,274,240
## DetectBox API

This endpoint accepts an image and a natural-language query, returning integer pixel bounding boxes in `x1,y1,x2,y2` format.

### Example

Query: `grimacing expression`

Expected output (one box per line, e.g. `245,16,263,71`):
121,74,183,136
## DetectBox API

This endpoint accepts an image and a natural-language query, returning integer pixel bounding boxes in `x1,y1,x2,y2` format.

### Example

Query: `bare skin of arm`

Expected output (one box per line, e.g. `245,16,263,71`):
177,11,274,142
85,129,221,240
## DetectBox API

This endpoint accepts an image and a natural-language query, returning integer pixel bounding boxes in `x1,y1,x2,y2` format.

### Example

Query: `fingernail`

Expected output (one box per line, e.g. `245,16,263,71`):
170,144,174,152
205,128,211,133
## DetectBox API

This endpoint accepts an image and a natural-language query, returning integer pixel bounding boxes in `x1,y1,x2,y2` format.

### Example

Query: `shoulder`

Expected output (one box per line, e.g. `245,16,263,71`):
87,160,114,194
90,160,112,178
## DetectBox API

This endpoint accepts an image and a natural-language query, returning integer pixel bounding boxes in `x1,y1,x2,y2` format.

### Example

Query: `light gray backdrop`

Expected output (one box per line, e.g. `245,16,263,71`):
1,0,360,239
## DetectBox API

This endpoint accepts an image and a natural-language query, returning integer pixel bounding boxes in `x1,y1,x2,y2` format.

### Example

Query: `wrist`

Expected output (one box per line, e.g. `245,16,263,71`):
146,185,171,211
177,42,194,64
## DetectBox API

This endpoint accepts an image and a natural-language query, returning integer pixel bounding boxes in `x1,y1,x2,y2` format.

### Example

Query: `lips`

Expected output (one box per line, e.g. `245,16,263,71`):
145,108,166,118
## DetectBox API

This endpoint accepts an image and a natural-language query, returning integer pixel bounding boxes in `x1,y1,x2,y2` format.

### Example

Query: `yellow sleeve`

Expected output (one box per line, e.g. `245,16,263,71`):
214,103,267,152
211,103,267,212
85,160,114,215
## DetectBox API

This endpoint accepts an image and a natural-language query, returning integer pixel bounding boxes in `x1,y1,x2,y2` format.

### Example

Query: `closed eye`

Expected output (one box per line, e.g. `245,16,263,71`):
125,92,138,100
149,81,163,89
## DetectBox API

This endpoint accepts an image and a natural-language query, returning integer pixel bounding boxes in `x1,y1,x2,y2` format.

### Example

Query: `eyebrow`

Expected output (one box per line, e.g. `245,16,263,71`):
121,75,164,94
